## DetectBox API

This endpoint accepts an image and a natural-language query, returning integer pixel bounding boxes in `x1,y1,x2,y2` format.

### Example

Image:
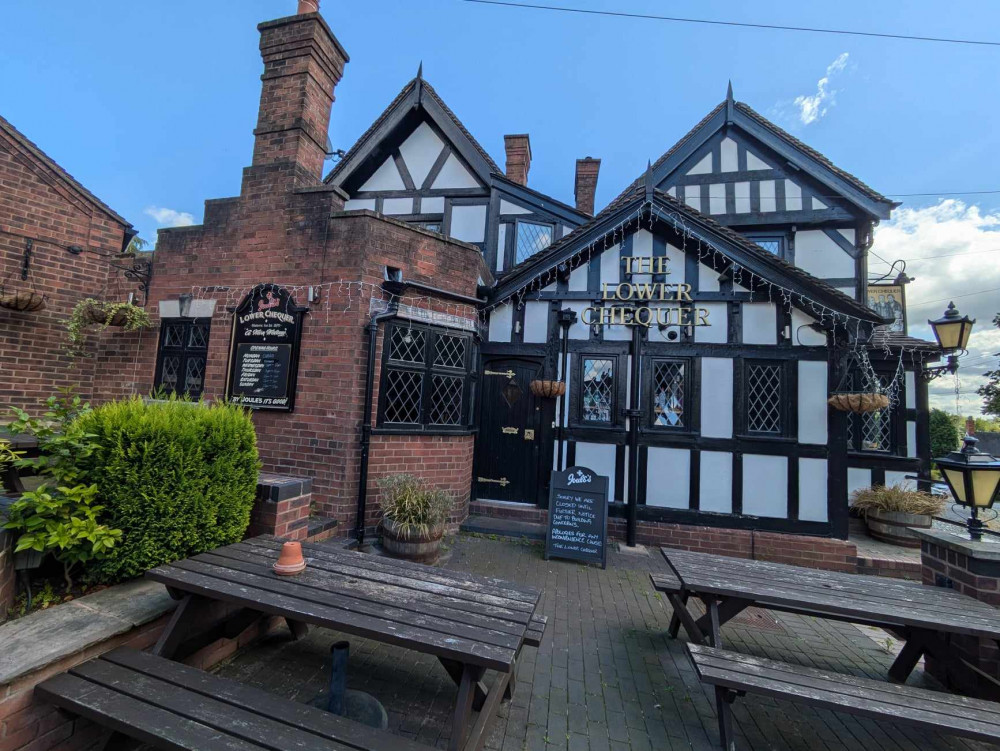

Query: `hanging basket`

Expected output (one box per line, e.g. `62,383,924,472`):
0,291,46,312
83,303,131,327
529,379,566,399
827,393,889,414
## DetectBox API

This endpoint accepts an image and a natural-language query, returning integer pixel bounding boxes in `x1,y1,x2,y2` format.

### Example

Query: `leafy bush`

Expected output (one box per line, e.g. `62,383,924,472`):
75,397,259,582
850,484,944,517
930,408,960,460
377,474,451,535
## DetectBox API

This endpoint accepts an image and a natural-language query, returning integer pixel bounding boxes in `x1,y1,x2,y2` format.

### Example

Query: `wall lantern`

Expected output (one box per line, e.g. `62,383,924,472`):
920,302,976,382
935,435,1000,541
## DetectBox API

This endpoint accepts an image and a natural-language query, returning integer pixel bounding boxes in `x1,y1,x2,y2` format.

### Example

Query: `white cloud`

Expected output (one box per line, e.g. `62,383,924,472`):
871,199,1000,415
144,206,195,227
793,52,849,125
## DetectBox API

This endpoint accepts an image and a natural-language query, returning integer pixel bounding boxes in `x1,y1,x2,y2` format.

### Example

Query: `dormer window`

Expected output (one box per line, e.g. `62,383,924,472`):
745,233,786,259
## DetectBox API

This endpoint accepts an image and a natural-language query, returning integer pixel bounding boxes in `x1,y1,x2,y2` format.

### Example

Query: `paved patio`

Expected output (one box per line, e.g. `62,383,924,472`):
215,534,999,750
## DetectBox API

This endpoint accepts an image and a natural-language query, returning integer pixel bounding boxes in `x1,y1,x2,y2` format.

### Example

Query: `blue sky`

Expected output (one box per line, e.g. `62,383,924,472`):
3,0,999,412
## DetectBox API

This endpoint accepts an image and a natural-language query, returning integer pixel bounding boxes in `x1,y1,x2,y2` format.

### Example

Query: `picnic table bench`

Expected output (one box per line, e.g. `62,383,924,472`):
37,647,436,751
688,644,1000,751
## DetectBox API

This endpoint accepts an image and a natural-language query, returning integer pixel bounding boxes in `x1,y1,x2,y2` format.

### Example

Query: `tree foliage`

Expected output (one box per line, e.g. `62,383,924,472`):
930,408,960,459
978,313,1000,418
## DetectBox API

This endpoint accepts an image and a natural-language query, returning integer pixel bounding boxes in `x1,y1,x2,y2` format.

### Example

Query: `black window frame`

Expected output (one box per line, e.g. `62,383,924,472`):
571,353,625,430
744,232,787,261
376,320,476,434
739,358,795,439
846,369,903,455
501,218,556,269
154,318,211,399
643,356,699,434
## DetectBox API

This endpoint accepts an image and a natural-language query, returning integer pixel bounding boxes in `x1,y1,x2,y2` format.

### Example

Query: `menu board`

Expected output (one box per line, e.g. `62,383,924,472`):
544,466,608,569
226,284,305,412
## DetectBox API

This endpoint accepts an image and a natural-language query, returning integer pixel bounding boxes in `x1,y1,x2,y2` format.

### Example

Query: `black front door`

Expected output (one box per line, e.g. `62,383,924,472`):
474,357,543,503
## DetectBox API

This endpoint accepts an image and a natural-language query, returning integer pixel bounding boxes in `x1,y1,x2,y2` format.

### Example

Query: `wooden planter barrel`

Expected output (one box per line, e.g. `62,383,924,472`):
864,509,933,548
380,518,445,564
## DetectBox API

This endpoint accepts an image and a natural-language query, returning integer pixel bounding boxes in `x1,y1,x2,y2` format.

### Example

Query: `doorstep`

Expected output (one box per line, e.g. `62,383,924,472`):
460,514,546,541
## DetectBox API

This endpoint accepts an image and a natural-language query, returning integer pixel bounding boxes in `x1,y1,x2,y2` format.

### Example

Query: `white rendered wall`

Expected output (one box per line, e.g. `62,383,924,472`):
709,183,726,214
759,180,776,212
421,196,445,213
685,185,702,212
575,442,617,501
734,182,750,213
496,225,506,272
568,264,589,291
687,153,712,175
359,158,404,191
600,244,621,286
743,455,788,517
886,471,917,490
798,458,828,521
699,260,721,292
665,242,686,282
646,448,690,508
398,122,444,187
450,205,487,243
700,452,732,513
432,154,479,189
785,180,802,211
907,422,917,458
791,310,826,346
488,303,512,342
701,358,733,438
720,138,738,172
905,372,916,409
382,197,413,215
564,301,590,339
795,230,855,278
746,151,771,170
523,301,549,343
694,303,728,343
344,198,376,211
742,303,777,345
500,199,532,215
848,468,871,499
798,360,828,444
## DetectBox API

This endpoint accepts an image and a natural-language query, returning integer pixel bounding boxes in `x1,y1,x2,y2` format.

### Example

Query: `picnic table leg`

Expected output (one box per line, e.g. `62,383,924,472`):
286,618,309,641
449,663,487,751
714,687,738,751
668,591,689,639
706,596,723,648
152,595,214,659
504,657,517,700
439,657,489,710
888,630,926,683
101,731,138,750
667,593,706,644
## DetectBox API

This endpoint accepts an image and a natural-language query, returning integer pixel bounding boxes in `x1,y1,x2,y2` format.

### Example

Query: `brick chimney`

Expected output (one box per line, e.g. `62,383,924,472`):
243,2,349,194
967,416,976,436
504,134,531,186
574,157,601,216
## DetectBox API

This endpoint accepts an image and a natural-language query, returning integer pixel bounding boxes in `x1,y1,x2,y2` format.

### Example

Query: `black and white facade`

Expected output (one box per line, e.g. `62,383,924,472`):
328,75,938,540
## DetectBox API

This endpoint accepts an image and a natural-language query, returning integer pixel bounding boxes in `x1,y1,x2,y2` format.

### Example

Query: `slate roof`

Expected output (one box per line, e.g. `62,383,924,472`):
324,76,501,184
869,328,940,354
494,184,887,325
0,114,134,233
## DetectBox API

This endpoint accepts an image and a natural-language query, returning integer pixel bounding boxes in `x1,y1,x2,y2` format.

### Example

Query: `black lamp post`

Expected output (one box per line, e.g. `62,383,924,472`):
934,435,1000,541
920,302,976,381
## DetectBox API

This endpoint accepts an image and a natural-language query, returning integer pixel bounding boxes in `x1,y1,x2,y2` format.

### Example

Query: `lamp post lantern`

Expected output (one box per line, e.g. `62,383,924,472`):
934,435,1000,541
919,302,976,382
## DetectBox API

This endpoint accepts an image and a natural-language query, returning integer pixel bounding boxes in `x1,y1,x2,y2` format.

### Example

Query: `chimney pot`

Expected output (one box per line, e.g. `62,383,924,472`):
574,157,601,216
297,0,319,13
504,134,531,186
966,416,976,436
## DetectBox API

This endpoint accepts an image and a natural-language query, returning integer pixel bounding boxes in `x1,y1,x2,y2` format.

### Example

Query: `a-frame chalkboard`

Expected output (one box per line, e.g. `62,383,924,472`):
544,466,609,569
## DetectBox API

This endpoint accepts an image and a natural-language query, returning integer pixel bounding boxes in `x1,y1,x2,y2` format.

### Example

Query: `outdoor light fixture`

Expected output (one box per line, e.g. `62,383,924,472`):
920,302,976,381
934,435,1000,541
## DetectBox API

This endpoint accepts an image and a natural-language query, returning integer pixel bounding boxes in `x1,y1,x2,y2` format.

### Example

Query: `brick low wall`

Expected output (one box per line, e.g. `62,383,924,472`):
249,473,313,541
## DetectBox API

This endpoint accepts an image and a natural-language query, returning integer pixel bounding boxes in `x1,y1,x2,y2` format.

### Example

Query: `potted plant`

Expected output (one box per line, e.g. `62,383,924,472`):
66,298,151,356
851,484,945,548
376,474,451,564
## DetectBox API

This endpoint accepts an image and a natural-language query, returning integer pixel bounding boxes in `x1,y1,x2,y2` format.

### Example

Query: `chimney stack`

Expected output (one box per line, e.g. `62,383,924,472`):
967,416,976,436
574,157,601,216
504,134,531,186
244,5,349,195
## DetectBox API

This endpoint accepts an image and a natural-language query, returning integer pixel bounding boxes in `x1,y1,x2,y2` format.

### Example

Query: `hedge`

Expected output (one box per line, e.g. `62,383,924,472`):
75,398,259,582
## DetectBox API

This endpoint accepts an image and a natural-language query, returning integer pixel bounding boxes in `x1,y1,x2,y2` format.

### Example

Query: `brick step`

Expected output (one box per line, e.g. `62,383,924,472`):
856,554,922,581
460,515,546,541
304,515,338,542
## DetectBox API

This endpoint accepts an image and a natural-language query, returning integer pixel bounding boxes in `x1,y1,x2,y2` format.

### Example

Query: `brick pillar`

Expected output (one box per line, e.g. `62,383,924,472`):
574,157,601,216
249,474,313,541
503,134,531,186
914,528,1000,698
244,10,349,194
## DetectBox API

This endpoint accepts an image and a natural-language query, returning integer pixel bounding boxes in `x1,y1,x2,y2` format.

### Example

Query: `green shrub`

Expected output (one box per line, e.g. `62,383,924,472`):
930,408,960,460
75,397,259,582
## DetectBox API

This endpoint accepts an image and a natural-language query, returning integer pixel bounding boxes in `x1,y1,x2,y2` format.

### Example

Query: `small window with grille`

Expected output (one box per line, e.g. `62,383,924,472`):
154,319,211,399
377,322,474,432
514,220,554,265
743,360,788,437
649,359,689,430
745,234,785,258
580,357,615,424
847,372,899,453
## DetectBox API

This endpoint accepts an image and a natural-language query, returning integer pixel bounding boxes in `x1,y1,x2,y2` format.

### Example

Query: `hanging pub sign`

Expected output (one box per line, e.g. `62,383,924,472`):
867,283,906,334
581,255,712,329
544,466,609,569
226,284,306,412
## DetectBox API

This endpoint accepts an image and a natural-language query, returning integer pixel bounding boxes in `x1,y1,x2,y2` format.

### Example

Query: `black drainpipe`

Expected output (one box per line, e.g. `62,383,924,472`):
355,302,399,547
625,325,642,546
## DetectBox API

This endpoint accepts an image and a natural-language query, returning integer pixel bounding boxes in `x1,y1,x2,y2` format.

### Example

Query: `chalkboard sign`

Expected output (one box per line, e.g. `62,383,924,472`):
226,284,305,412
544,466,609,569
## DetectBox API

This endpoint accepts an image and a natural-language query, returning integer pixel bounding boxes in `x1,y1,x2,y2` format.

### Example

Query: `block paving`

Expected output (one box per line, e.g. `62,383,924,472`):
216,534,1000,750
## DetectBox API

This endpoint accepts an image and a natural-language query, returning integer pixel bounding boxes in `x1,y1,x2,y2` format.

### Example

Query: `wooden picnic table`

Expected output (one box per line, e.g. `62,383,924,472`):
657,547,1000,694
146,536,543,751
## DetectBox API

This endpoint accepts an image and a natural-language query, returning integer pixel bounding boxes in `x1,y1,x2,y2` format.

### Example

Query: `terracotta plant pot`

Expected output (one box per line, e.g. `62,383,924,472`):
529,379,566,399
0,291,46,312
827,392,889,414
380,518,445,564
272,541,307,575
863,509,933,548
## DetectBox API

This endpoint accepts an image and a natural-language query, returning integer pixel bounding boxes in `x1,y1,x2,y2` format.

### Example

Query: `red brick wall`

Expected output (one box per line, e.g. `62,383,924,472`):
0,122,130,412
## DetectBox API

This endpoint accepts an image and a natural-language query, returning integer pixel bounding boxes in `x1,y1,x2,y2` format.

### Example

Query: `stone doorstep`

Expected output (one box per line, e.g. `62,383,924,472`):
460,514,546,541
0,580,176,687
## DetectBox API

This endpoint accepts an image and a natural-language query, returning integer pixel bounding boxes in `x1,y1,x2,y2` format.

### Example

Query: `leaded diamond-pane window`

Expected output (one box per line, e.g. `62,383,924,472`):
747,235,783,257
746,362,783,435
515,221,553,265
847,373,897,453
389,327,425,363
383,370,423,424
430,375,463,425
155,318,210,399
582,358,614,423
652,361,685,428
434,335,466,369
